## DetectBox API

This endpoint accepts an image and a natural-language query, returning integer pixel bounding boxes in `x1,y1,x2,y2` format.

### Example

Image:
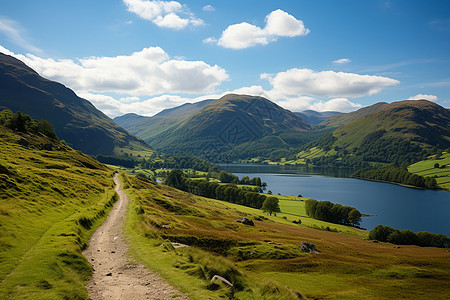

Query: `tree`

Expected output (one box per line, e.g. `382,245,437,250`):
262,197,280,216
434,163,440,168
348,209,362,226
164,169,187,190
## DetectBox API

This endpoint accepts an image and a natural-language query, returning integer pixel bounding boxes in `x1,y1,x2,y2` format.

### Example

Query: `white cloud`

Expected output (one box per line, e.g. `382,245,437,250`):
123,0,203,29
203,37,217,44
309,98,361,112
263,68,399,98
210,9,309,49
80,92,214,117
408,94,438,101
217,22,269,49
264,9,309,37
0,17,42,54
203,5,215,12
2,46,228,97
333,58,351,65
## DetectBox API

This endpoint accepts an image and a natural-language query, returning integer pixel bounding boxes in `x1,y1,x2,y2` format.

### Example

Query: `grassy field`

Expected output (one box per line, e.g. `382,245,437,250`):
409,152,450,190
121,173,450,299
0,127,115,299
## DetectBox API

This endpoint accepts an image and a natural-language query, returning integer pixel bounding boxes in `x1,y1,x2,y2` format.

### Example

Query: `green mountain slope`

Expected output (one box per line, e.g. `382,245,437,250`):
114,99,214,142
0,119,115,298
0,53,151,156
143,94,312,159
320,102,389,128
298,100,450,166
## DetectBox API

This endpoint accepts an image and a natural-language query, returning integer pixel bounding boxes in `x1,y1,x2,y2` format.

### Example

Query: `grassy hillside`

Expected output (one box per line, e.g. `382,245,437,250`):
0,53,152,156
0,126,115,299
295,100,450,168
320,102,388,128
409,152,450,190
121,174,450,299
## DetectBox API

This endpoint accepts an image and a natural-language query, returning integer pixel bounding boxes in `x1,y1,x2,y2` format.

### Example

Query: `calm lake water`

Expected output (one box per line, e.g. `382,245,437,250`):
219,164,450,236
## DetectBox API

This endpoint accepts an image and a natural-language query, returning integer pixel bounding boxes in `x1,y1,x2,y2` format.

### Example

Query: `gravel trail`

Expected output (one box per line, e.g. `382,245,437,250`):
83,174,188,300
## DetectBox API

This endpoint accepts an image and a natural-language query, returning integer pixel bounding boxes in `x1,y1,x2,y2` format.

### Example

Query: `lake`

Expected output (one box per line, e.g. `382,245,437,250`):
219,164,450,236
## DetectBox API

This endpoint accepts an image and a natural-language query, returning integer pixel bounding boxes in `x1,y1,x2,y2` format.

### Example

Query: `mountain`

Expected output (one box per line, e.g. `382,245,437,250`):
114,99,214,142
294,110,340,126
300,100,450,166
117,94,312,160
320,102,389,128
0,53,151,156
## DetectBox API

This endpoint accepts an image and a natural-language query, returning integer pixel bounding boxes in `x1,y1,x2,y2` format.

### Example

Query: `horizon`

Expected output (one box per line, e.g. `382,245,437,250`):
1,0,450,117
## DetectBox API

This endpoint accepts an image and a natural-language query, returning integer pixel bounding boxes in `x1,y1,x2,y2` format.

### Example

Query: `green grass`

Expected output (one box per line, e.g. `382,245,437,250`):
409,152,450,190
120,173,450,299
0,127,115,299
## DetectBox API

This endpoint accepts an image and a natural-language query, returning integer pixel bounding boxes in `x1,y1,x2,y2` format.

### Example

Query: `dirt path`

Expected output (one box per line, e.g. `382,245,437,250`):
83,174,189,300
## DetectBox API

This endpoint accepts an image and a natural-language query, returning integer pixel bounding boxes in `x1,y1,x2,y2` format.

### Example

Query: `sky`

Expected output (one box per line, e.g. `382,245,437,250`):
1,0,450,117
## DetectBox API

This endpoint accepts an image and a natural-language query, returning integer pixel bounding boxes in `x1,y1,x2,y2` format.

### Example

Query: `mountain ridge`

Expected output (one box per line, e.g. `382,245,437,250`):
0,53,151,156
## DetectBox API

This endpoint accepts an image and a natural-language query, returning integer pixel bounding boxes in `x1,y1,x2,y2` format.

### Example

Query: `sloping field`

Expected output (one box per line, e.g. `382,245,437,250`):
0,127,115,299
122,174,450,300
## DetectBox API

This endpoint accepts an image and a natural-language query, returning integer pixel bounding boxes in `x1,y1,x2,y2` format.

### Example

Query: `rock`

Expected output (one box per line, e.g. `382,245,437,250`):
236,217,254,226
300,242,320,254
211,275,233,289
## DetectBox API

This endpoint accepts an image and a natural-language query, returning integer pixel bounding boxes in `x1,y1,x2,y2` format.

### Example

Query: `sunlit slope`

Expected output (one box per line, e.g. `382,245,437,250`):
122,174,450,300
0,126,115,299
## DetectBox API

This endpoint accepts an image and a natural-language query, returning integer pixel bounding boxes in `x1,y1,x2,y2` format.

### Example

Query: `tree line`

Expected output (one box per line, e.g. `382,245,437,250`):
369,225,450,248
218,171,262,186
305,199,362,226
165,169,268,209
96,153,220,173
351,166,438,189
0,110,57,140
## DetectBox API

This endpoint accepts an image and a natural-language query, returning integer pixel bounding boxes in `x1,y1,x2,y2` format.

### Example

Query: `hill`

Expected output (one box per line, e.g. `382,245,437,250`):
294,110,340,126
114,99,214,143
120,173,450,299
0,116,115,298
298,100,450,167
117,94,314,160
320,102,389,128
0,53,151,156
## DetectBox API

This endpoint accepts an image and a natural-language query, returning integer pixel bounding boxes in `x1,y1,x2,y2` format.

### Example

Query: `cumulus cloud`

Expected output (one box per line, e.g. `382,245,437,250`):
123,0,203,29
203,5,215,12
80,92,202,117
0,17,42,54
207,9,309,49
309,98,361,112
408,94,438,101
2,46,228,96
262,68,399,98
333,58,351,65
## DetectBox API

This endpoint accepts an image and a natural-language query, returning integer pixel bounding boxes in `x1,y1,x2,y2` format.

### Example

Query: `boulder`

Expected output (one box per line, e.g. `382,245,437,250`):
300,242,320,254
236,217,254,226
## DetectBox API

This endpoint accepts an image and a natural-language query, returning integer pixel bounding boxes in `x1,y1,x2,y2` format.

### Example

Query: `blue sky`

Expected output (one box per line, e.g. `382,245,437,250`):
1,0,449,117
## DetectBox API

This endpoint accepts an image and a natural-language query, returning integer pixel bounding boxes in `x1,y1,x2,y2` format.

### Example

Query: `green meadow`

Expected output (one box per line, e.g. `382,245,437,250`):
409,152,450,190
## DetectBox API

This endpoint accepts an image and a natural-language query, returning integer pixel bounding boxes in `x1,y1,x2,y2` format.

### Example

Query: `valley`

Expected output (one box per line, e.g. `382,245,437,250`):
1,38,450,299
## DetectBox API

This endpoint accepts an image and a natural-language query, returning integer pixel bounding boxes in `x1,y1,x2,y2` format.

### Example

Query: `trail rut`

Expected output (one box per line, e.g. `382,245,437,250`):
83,174,188,299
